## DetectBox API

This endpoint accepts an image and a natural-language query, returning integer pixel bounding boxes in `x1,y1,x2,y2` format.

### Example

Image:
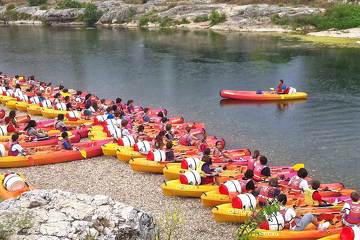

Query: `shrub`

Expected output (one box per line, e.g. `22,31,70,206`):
6,4,15,11
194,15,209,23
159,16,176,28
28,0,47,6
39,4,48,10
272,4,360,31
83,3,102,26
209,10,226,26
56,0,84,9
179,17,190,24
138,11,160,28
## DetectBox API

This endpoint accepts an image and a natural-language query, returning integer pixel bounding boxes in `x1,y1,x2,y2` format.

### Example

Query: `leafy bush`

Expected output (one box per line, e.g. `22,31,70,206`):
6,4,15,11
83,3,102,26
272,4,360,31
179,17,190,24
56,0,84,9
28,0,47,6
209,10,226,26
39,4,48,10
138,11,160,28
194,15,209,23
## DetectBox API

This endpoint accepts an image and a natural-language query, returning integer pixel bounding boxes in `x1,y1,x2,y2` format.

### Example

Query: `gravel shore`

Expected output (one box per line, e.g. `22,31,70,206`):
3,157,237,240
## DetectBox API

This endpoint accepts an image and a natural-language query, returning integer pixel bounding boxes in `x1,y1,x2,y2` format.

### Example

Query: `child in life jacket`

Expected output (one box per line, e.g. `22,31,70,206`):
115,98,124,111
135,125,147,142
5,110,19,129
154,130,166,149
54,114,68,131
238,169,256,193
120,120,131,137
247,150,260,171
342,191,360,227
259,194,330,231
165,142,175,162
303,180,327,207
24,120,49,141
164,124,174,142
8,133,26,156
142,108,151,123
254,178,281,206
212,140,232,161
287,168,309,194
60,132,78,151
253,156,271,181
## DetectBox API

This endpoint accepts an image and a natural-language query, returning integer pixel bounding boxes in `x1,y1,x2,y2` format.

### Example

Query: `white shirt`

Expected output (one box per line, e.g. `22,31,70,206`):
289,176,309,192
121,128,130,137
11,143,24,156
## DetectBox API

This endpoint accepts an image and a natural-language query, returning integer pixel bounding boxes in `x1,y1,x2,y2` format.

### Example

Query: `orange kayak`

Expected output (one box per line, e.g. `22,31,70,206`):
0,174,31,200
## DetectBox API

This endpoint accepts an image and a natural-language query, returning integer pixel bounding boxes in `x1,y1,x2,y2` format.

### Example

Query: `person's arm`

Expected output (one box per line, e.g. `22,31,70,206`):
62,141,73,150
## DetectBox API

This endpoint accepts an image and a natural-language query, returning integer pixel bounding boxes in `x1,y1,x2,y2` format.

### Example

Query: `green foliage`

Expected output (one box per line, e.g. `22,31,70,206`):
39,4,48,10
3,9,32,21
138,11,160,28
6,4,15,11
194,15,209,23
56,0,85,9
272,4,360,31
139,13,189,28
236,201,280,240
28,0,47,6
0,213,33,240
123,0,148,4
83,3,102,26
155,206,183,240
209,10,226,26
179,17,190,24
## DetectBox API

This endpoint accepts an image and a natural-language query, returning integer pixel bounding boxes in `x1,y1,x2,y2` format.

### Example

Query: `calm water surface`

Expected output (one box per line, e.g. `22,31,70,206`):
0,26,359,189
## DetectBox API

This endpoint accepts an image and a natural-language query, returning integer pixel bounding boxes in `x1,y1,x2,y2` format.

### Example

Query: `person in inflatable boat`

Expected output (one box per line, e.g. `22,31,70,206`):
259,194,330,231
8,133,26,156
342,191,360,227
287,168,309,194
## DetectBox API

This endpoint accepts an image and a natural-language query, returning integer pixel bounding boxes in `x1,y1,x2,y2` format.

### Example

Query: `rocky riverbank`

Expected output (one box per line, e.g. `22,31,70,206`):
0,1,323,32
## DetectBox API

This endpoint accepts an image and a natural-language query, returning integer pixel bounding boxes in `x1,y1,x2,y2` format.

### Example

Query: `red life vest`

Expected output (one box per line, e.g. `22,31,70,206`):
8,142,20,156
344,202,360,225
288,176,303,193
253,162,266,181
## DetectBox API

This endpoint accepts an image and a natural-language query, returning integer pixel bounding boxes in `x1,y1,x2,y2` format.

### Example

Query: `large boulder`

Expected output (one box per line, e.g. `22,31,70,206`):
40,8,85,22
0,189,156,240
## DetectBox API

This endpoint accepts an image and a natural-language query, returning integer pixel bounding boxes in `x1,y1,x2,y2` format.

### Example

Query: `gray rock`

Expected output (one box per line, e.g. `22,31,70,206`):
0,189,156,240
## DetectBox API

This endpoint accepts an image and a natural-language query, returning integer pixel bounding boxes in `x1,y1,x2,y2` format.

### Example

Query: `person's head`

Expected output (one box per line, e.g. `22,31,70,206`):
297,168,308,179
11,133,19,142
143,107,149,114
61,131,69,139
106,107,112,114
166,142,173,150
15,84,21,89
215,140,224,150
165,124,172,131
259,156,268,165
59,85,64,90
54,93,61,98
37,91,43,97
114,110,121,118
62,88,68,93
57,114,65,121
85,94,92,100
185,126,192,133
203,148,211,156
246,180,255,191
311,180,321,190
8,110,16,118
25,120,37,129
350,192,360,202
157,111,164,118
137,125,144,133
100,99,106,104
127,99,133,106
111,105,117,112
202,155,212,164
116,98,122,104
279,79,284,84
269,178,279,187
66,103,72,110
244,169,254,179
121,119,128,128
76,90,82,96
277,194,287,206
64,96,70,102
252,150,260,159
15,75,19,79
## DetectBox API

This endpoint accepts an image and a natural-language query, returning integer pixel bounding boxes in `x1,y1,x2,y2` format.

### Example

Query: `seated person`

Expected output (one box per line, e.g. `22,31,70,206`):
342,191,360,227
54,114,68,131
24,120,49,140
8,133,26,156
253,156,271,181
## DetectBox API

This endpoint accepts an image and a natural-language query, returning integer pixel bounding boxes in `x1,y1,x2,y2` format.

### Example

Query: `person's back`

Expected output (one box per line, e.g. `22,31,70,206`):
61,132,73,150
304,180,323,206
253,156,271,181
288,168,309,193
342,192,360,227
8,134,25,156
165,142,175,162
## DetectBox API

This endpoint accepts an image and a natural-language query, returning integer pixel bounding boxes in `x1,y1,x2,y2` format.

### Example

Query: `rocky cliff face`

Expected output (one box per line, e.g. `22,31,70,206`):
0,189,156,240
0,0,323,31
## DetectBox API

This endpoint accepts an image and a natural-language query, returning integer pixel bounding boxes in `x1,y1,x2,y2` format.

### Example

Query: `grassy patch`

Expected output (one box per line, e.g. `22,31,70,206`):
194,15,209,23
56,0,85,9
272,4,360,31
294,34,360,48
209,10,226,26
28,0,47,6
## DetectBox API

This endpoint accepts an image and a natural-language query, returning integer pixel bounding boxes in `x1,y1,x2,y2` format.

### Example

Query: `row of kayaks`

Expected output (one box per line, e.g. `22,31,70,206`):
0,74,353,240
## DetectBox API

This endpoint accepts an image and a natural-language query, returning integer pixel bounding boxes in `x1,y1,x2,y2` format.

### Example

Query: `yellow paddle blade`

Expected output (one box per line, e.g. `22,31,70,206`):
79,150,87,158
292,163,304,171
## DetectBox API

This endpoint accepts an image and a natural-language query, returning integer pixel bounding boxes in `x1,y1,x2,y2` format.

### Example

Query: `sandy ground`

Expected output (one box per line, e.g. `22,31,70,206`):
3,157,238,240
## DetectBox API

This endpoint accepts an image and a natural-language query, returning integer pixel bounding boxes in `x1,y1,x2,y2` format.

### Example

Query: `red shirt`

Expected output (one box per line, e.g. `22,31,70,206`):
277,83,283,93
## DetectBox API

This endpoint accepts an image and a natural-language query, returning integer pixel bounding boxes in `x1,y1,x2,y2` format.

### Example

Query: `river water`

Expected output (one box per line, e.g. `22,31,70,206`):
0,26,359,189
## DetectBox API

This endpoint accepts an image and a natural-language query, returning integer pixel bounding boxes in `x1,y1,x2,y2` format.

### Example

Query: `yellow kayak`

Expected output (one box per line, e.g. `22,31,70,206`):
27,104,43,115
212,203,252,223
101,143,133,156
41,108,67,118
15,101,30,111
116,149,144,163
0,96,16,104
161,179,218,198
5,100,18,110
201,190,232,207
129,158,179,174
163,164,189,180
318,234,340,240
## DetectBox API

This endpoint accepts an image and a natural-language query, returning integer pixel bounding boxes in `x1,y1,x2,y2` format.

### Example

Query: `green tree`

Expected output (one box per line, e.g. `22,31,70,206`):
83,3,102,27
